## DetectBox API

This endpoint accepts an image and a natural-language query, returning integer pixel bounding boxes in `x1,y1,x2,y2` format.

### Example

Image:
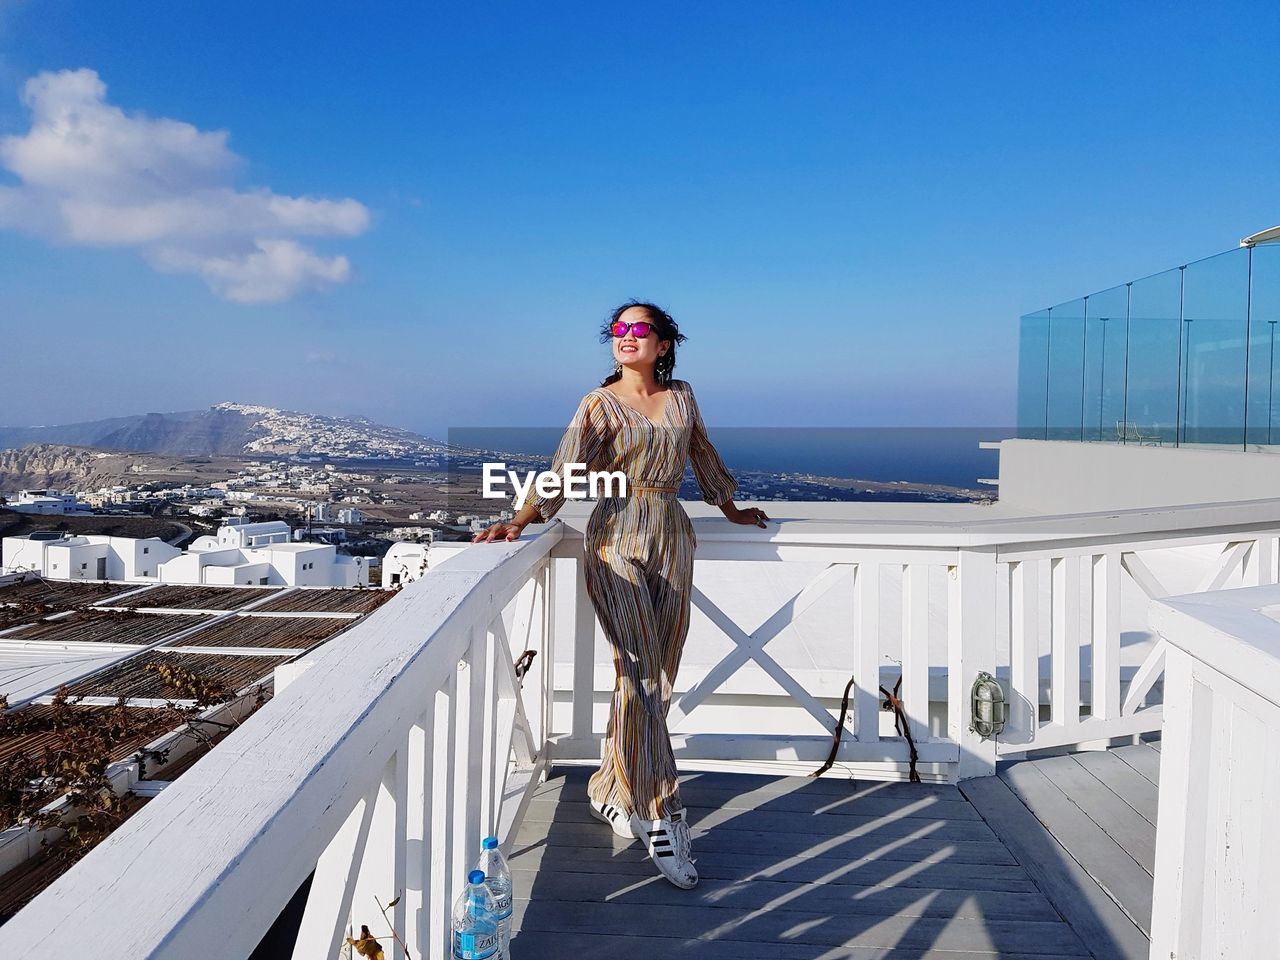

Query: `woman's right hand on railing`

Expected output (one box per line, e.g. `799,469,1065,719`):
472,503,542,543
472,520,528,543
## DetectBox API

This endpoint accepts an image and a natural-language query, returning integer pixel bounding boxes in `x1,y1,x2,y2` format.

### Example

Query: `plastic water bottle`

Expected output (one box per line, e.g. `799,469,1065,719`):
476,836,513,956
451,869,502,960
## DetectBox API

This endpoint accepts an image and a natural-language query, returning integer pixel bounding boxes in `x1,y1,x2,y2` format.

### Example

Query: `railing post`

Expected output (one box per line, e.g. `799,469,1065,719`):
1149,583,1280,955
1243,534,1277,586
949,546,998,780
1091,550,1121,722
454,627,485,883
404,712,431,960
1150,646,1213,956
853,561,881,744
537,558,553,744
1007,558,1040,747
570,548,595,744
1050,555,1081,733
289,786,377,960
901,562,931,743
430,671,459,960
480,627,499,840
351,754,404,958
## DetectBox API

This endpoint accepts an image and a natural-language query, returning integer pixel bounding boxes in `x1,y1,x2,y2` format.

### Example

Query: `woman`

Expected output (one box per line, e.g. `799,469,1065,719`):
472,300,768,889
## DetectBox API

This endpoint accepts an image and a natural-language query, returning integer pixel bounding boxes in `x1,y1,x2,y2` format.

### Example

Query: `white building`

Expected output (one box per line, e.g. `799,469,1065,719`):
389,526,433,542
381,540,467,588
4,489,88,515
294,526,347,544
337,507,363,525
381,542,428,588
194,520,291,550
2,520,367,588
310,502,336,523
162,541,366,587
1,532,179,580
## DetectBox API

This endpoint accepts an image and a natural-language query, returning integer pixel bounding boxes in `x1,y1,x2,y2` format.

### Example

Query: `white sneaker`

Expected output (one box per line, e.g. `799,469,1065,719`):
630,808,698,889
589,798,636,841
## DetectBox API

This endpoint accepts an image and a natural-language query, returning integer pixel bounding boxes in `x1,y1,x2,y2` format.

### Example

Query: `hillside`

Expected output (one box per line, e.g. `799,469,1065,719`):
0,445,136,493
0,404,447,461
0,409,253,456
0,508,186,544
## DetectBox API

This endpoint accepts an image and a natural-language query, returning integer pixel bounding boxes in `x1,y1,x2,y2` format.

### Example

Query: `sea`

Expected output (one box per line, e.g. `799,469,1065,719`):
448,426,1020,490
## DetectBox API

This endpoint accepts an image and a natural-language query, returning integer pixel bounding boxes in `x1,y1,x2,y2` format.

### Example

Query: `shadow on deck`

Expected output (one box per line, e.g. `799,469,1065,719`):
508,754,1156,959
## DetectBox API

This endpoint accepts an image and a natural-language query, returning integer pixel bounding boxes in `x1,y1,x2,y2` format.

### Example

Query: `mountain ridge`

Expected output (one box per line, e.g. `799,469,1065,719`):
0,404,446,460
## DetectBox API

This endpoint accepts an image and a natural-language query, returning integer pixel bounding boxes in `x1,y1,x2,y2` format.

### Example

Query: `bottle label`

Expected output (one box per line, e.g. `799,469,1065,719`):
453,930,498,959
492,892,512,918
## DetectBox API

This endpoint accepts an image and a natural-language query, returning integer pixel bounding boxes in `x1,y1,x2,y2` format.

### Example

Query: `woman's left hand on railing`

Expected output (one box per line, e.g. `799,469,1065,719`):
721,503,770,528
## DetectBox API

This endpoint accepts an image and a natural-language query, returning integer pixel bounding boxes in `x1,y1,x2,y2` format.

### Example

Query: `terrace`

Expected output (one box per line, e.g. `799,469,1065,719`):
1,438,1279,958
0,580,396,915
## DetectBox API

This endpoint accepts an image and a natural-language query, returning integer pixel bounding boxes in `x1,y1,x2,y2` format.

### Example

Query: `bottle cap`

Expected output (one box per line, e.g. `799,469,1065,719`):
468,869,485,884
482,836,499,849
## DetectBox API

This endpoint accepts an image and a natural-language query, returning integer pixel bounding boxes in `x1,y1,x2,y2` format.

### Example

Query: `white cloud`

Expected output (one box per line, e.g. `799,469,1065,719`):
0,68,370,303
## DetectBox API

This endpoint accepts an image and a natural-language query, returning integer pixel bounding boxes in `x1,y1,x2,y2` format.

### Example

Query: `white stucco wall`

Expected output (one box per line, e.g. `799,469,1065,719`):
203,562,271,586
114,538,179,580
1,537,52,575
996,439,1280,513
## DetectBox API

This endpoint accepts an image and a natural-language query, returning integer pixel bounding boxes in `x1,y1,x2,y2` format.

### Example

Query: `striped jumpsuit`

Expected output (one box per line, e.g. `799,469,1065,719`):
529,379,738,821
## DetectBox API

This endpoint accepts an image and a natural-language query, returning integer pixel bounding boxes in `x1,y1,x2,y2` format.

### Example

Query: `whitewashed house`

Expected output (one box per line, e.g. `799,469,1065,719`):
1,520,367,587
170,521,367,587
1,533,180,580
4,489,88,515
310,501,336,523
381,540,467,588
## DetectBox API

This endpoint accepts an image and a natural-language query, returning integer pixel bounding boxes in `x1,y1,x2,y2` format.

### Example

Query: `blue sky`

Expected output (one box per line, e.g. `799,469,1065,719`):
0,1,1277,438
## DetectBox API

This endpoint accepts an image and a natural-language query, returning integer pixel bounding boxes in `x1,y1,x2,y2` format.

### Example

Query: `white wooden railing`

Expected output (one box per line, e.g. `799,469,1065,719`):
2,498,1280,957
541,501,1280,781
1148,581,1280,959
996,518,1279,757
0,526,564,960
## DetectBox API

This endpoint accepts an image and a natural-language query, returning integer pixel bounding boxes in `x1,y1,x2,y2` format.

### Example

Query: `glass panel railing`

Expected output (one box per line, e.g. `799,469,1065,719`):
1248,244,1280,447
1126,267,1182,445
1017,310,1050,438
1046,298,1086,440
1082,284,1129,442
1019,240,1280,451
1181,247,1249,445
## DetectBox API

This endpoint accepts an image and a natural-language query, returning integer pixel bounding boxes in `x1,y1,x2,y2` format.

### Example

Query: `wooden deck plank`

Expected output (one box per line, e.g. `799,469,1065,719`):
1111,743,1162,785
1070,751,1159,826
961,774,1150,960
534,778,984,820
512,898,1091,956
511,764,1164,959
998,761,1154,936
510,866,1060,921
522,797,999,843
1031,756,1156,874
510,930,1089,960
513,819,1018,865
536,765,963,800
507,842,1040,893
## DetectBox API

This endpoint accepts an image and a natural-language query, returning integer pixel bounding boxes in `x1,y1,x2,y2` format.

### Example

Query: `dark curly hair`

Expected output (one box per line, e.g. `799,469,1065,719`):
598,300,688,387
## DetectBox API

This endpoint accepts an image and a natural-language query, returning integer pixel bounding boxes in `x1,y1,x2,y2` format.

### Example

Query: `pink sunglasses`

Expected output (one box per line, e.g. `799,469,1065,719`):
610,320,654,339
